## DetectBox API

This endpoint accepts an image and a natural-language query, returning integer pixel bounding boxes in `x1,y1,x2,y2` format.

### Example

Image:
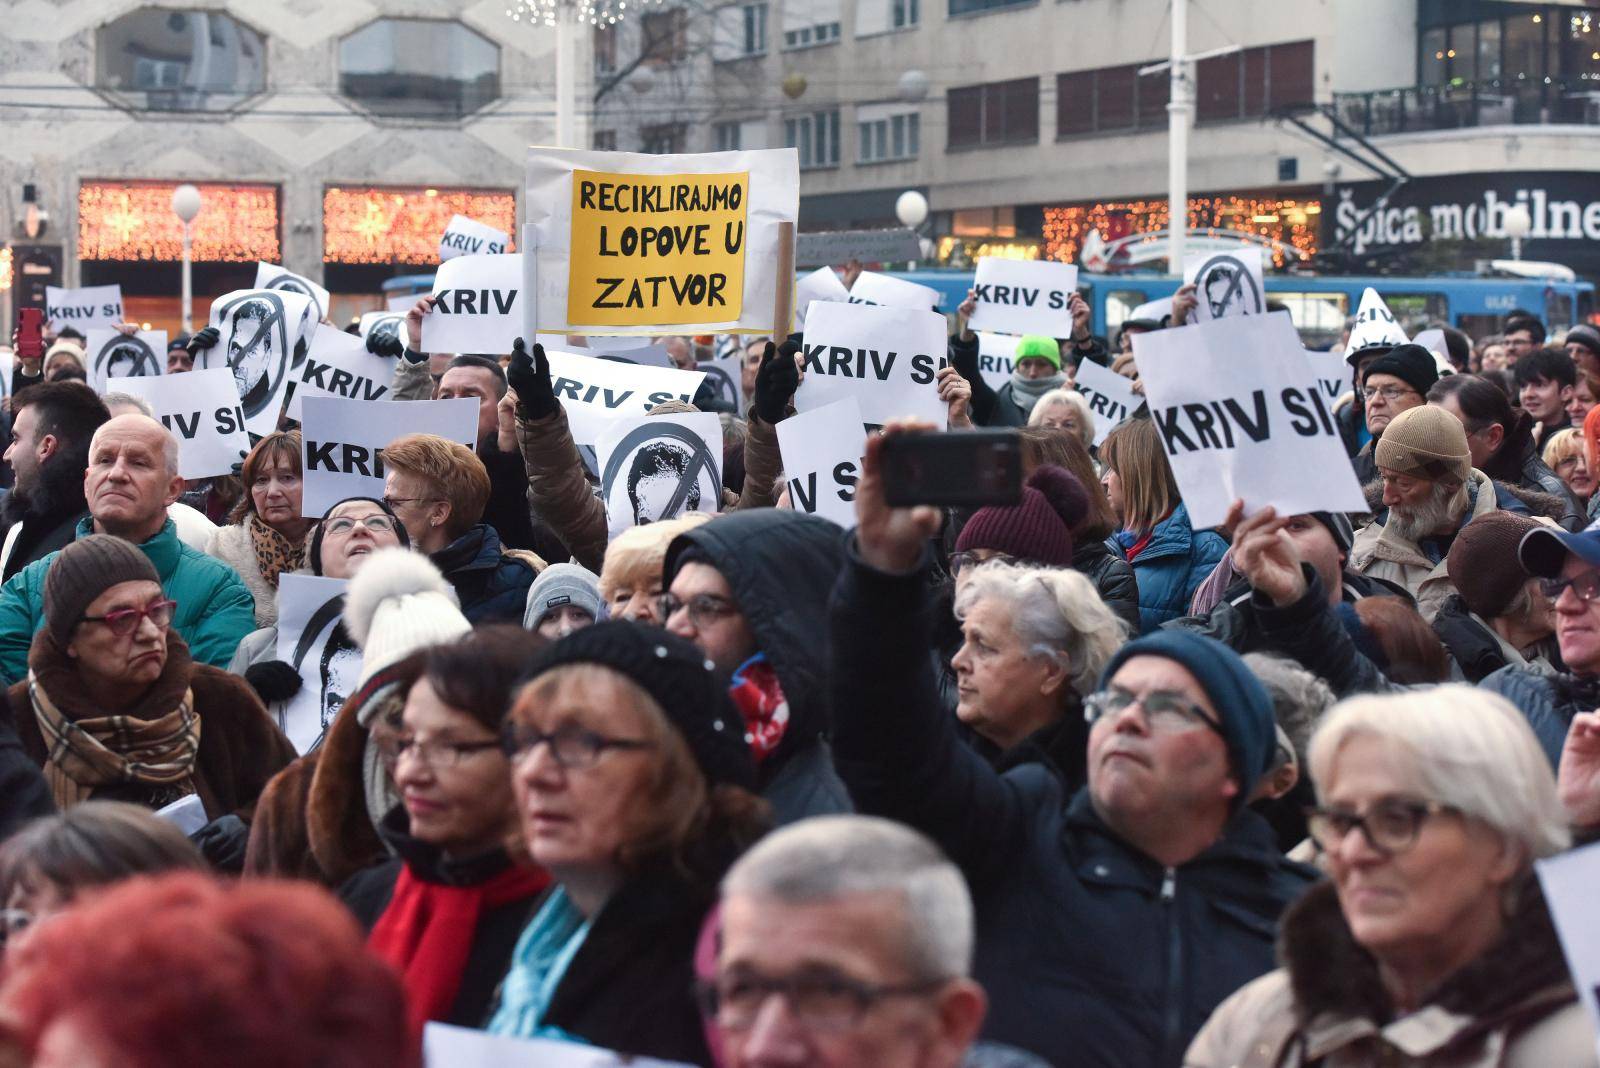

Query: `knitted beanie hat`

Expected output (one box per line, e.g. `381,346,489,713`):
523,563,603,631
1448,511,1542,619
43,534,161,646
1014,335,1062,372
1308,512,1354,555
1567,323,1600,360
519,621,756,791
1097,630,1276,809
955,465,1088,567
342,547,470,688
1374,405,1472,483
1361,343,1440,400
309,497,410,576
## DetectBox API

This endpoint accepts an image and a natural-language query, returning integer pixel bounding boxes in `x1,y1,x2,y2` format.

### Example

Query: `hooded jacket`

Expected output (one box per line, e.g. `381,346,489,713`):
429,523,538,625
829,543,1317,1068
1478,412,1586,532
1113,502,1229,634
1186,877,1593,1068
0,517,256,686
665,510,853,824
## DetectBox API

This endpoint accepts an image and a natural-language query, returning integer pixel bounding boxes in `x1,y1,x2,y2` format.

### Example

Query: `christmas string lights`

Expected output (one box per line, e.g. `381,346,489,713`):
0,248,12,293
1042,195,1321,268
323,187,517,264
78,182,280,261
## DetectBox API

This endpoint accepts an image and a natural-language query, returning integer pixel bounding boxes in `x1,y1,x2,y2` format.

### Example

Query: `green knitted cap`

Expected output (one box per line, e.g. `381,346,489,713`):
1014,335,1062,371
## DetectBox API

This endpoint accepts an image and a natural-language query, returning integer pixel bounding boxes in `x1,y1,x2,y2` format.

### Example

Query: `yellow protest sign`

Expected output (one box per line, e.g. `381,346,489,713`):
566,170,749,327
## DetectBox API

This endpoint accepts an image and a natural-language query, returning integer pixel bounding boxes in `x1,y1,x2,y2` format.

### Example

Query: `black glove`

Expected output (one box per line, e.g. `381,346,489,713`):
243,660,302,703
507,338,559,420
753,340,799,424
185,326,220,356
366,330,404,359
190,814,250,874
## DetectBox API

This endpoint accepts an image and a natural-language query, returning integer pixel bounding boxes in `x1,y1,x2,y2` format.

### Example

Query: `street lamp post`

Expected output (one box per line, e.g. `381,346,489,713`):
171,184,202,332
1503,204,1532,262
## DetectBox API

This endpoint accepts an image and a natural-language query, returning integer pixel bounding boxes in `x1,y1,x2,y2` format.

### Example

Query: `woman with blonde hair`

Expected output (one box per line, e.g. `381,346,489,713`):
598,512,714,624
1541,427,1594,512
1101,418,1225,633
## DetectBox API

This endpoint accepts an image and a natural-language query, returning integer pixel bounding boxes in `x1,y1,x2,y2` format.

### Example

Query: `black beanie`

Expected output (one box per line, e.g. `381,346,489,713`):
309,497,410,576
519,621,756,791
1360,343,1440,399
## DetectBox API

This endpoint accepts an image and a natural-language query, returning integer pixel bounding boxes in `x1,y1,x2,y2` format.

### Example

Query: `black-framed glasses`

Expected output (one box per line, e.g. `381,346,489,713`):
1361,385,1419,403
1539,568,1600,604
694,970,946,1032
80,598,177,637
657,592,739,629
500,721,654,770
323,514,398,536
948,550,1015,576
377,734,502,770
1305,798,1458,857
1083,687,1226,739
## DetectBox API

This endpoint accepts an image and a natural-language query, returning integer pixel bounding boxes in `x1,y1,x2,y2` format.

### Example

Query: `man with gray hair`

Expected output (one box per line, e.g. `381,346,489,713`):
708,815,1029,1068
0,414,255,684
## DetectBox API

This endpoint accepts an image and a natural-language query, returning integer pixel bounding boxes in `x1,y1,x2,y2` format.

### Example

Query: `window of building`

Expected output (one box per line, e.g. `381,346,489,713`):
785,109,840,168
713,2,768,60
96,9,266,111
856,0,918,34
948,0,1030,19
641,8,689,66
947,77,1038,149
594,24,618,73
593,129,617,150
857,108,920,163
1195,39,1313,122
715,118,768,150
714,121,742,150
339,19,500,119
641,122,687,153
784,0,842,49
894,0,920,28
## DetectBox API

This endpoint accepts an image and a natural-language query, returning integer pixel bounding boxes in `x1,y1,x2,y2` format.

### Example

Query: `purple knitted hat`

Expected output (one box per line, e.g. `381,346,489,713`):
954,465,1088,567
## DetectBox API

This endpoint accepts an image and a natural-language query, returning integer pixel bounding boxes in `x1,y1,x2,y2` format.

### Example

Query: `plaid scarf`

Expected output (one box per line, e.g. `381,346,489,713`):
30,672,200,809
249,512,307,588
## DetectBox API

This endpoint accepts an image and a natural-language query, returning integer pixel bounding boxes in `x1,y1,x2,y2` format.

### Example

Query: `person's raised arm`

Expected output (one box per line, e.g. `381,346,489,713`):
1558,711,1600,832
738,340,802,510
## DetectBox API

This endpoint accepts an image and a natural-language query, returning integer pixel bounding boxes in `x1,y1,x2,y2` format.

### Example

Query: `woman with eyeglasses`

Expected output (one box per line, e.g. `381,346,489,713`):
3,536,295,855
340,627,550,1031
487,622,770,1062
203,431,311,628
1187,686,1592,1068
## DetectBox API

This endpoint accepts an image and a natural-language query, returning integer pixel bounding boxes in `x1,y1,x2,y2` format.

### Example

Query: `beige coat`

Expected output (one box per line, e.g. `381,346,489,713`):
1349,469,1501,621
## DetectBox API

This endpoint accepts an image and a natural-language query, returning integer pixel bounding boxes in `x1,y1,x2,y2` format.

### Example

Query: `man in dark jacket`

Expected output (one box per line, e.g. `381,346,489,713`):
0,708,52,841
830,427,1317,1068
663,510,853,825
0,382,110,580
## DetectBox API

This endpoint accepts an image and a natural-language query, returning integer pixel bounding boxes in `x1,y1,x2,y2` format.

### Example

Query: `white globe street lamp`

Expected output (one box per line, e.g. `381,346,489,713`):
1502,203,1532,262
171,184,202,332
896,190,929,229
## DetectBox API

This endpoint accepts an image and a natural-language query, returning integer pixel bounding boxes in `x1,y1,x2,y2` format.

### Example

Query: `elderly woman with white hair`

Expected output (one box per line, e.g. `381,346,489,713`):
1026,389,1097,455
952,562,1125,790
1187,686,1594,1067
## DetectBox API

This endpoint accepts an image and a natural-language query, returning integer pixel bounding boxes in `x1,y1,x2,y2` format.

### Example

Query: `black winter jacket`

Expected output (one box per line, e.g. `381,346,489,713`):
429,523,537,625
0,701,51,842
1073,538,1141,634
1165,569,1410,660
339,808,544,1028
1432,593,1564,684
828,541,1318,1068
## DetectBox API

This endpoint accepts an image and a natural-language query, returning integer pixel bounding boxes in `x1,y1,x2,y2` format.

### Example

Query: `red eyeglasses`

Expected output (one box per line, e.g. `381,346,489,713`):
80,599,177,637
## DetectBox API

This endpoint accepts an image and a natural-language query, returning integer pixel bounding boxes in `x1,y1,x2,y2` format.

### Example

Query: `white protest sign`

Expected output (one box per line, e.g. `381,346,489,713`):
525,146,799,335
387,293,417,312
423,1022,694,1068
975,332,1020,394
439,214,512,262
1133,311,1367,528
597,411,723,539
84,328,166,393
255,262,331,324
153,793,209,835
1346,287,1408,353
275,574,355,754
199,288,316,436
794,301,946,428
1129,296,1174,323
1536,840,1600,1061
421,253,523,355
1072,359,1141,447
287,323,393,419
776,397,865,528
544,349,706,447
1182,247,1266,323
846,270,940,312
699,352,746,414
44,284,123,331
1410,327,1456,375
359,311,408,348
1307,349,1354,406
112,368,250,479
300,396,478,515
795,266,852,329
966,258,1080,338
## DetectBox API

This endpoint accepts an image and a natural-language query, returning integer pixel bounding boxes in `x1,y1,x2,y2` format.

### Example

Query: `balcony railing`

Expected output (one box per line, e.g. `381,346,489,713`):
1332,77,1600,136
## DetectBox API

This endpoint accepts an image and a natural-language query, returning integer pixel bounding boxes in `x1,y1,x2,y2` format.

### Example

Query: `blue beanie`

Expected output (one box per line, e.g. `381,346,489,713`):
1097,630,1275,809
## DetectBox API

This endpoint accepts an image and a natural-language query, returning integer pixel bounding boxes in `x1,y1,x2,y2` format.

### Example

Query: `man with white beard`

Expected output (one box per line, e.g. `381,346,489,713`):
1350,404,1532,621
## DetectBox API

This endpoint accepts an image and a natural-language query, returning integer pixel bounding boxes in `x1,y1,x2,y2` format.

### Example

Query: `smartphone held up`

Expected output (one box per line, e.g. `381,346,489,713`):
881,429,1023,510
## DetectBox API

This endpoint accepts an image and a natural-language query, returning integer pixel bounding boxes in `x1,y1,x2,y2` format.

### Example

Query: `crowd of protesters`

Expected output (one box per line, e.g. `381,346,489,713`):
0,274,1598,1068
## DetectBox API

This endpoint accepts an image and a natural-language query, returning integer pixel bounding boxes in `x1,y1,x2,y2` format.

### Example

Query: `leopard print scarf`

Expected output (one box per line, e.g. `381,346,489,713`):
249,513,307,588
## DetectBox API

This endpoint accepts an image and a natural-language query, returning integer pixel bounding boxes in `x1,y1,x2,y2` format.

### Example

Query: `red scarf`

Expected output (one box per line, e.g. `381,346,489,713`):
728,656,790,763
368,862,549,1032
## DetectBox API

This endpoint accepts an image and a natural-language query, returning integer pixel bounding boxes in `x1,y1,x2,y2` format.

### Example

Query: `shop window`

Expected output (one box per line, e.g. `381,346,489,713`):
323,186,515,264
339,18,500,119
96,9,266,111
79,181,279,261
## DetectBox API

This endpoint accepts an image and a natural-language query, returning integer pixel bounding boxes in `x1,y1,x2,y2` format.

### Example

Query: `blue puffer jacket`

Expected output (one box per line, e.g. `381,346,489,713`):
1479,666,1596,769
1113,503,1228,635
430,524,537,625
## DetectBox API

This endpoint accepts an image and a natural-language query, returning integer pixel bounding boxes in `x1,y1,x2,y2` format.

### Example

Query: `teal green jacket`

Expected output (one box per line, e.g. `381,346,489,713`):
0,517,256,686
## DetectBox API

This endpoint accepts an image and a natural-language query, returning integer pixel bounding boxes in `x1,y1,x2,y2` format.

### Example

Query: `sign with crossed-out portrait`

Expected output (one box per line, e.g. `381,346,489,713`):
254,262,331,326
596,412,723,540
1182,248,1266,324
84,327,166,393
275,574,356,754
198,288,315,436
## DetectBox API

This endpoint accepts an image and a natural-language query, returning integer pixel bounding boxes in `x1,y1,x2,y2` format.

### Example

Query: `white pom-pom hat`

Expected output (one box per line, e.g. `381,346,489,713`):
342,547,471,690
